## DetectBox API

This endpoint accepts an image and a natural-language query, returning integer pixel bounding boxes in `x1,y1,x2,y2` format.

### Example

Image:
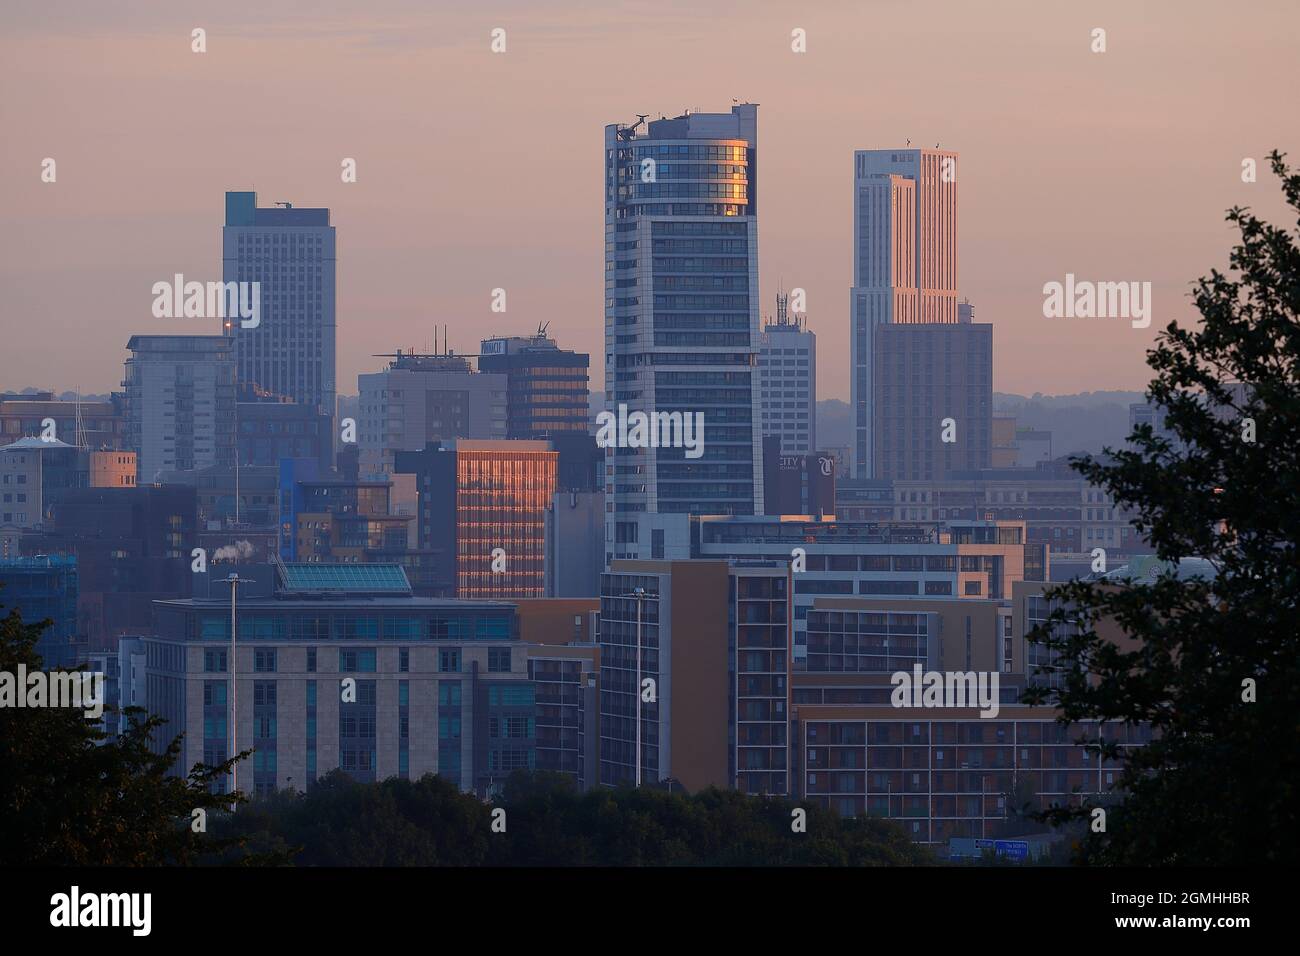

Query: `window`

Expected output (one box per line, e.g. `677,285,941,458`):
307,647,317,672
440,649,460,673
488,648,511,672
399,648,410,673
339,649,376,672
254,649,277,673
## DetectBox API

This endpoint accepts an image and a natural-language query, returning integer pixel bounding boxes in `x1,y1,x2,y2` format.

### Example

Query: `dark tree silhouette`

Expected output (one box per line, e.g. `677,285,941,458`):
1024,151,1300,865
0,599,252,865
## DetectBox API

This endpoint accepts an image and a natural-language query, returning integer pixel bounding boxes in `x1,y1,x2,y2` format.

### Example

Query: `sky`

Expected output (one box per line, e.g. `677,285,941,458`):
1,0,1295,402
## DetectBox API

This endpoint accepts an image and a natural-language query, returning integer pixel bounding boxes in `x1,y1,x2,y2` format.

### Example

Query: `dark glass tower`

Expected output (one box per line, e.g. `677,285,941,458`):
603,104,764,559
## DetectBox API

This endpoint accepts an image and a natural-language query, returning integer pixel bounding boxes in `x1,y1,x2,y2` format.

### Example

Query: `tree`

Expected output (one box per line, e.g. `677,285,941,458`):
1024,151,1300,865
211,770,933,866
0,599,251,865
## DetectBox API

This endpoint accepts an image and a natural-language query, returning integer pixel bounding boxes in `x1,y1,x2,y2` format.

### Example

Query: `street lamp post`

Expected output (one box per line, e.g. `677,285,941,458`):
226,572,248,800
633,587,645,787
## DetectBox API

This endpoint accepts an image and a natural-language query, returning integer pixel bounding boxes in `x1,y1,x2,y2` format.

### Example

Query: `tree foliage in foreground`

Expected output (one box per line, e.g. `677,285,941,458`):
0,600,250,865
212,770,933,866
1024,151,1300,865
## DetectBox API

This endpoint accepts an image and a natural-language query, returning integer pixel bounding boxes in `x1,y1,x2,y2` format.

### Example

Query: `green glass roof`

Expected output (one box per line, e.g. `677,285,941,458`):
278,563,412,594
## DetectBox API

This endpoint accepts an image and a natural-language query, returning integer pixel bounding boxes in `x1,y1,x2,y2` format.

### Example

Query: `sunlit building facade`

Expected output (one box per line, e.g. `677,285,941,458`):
851,149,959,478
603,104,765,563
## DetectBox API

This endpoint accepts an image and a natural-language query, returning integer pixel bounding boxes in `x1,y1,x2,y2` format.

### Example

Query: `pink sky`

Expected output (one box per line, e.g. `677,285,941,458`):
1,0,1295,401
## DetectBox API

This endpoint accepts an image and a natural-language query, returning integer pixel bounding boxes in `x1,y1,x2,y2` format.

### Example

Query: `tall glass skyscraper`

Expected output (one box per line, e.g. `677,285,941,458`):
603,105,764,560
850,148,958,478
222,191,337,420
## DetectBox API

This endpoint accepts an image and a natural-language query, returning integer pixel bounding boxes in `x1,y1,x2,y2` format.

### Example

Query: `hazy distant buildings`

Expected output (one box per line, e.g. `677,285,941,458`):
873,321,992,481
0,392,127,450
851,148,959,478
758,291,816,455
604,104,765,560
123,335,236,481
222,191,337,419
358,351,506,480
478,334,589,439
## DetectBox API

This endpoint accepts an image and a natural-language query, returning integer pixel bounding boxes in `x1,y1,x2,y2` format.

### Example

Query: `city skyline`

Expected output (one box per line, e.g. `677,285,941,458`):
2,0,1295,402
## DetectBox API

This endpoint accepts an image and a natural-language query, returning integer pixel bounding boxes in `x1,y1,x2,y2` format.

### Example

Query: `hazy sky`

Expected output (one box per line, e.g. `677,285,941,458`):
1,0,1295,401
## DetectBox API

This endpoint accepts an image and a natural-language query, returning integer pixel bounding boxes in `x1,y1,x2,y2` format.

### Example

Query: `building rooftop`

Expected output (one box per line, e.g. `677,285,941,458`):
0,436,75,451
154,595,514,611
278,562,411,594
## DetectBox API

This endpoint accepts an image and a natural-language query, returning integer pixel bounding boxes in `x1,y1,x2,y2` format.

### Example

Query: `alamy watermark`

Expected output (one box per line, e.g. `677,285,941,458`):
890,665,1000,718
595,403,704,459
50,886,151,936
1042,273,1151,329
151,274,261,328
0,665,104,719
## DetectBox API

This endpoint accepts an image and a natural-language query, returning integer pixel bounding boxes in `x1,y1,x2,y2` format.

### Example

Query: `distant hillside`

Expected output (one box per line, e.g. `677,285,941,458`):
1,387,111,402
993,391,1145,457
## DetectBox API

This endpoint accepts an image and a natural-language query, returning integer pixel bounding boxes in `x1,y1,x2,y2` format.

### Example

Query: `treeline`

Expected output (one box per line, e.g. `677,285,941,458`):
208,770,934,866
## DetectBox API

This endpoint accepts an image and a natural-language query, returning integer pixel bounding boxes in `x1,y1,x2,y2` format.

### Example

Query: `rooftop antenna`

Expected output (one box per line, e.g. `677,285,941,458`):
74,387,85,450
617,114,650,141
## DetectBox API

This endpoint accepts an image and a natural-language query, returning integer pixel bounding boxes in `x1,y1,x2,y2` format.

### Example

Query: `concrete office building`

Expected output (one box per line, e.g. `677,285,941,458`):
394,440,558,600
0,439,137,531
873,321,992,481
124,335,236,481
758,292,816,455
236,395,333,472
287,478,414,564
144,563,535,797
604,104,765,562
792,705,1144,843
22,485,197,651
514,598,601,790
614,513,1040,666
889,461,1147,566
0,437,74,529
89,451,137,489
851,148,959,478
478,334,590,439
84,636,145,740
163,463,279,531
358,351,506,480
599,560,790,794
834,478,894,522
761,439,836,516
545,490,604,598
222,191,336,419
